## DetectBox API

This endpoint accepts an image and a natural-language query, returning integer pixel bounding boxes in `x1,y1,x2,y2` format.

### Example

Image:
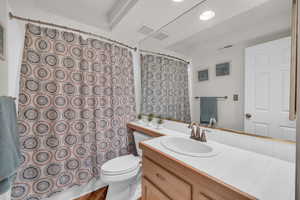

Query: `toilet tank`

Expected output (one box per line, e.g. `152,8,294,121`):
133,131,152,156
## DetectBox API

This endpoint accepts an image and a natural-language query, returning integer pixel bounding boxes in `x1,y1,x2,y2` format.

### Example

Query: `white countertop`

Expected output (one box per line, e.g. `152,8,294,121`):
130,122,295,200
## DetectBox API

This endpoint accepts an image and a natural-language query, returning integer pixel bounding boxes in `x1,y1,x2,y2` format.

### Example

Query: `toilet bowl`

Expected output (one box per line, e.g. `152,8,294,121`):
101,154,141,200
101,131,152,200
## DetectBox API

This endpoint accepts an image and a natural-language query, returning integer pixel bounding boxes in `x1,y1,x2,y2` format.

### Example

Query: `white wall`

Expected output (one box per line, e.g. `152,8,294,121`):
189,31,291,131
0,0,8,95
190,44,245,131
7,4,24,98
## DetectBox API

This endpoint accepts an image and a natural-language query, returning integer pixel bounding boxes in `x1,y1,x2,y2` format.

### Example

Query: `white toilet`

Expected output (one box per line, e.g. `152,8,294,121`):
101,132,151,200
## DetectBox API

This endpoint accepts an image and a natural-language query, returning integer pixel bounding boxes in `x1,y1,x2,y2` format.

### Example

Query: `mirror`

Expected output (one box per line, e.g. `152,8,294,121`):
138,0,295,142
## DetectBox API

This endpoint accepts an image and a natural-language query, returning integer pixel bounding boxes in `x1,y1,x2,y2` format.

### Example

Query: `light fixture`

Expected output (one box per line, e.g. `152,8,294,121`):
200,10,215,21
172,0,184,2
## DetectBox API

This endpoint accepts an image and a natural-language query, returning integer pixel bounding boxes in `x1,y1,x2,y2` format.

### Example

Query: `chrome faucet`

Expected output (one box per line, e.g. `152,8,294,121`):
188,122,198,139
200,129,207,142
188,122,207,142
188,122,198,129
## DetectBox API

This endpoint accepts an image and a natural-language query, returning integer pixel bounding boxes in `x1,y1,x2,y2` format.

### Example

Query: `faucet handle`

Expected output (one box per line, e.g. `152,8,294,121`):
190,123,198,139
200,129,207,142
209,118,217,128
195,126,201,139
190,126,196,139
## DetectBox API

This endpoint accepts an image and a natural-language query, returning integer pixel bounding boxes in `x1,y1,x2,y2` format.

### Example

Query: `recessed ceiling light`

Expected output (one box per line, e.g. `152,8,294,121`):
200,10,215,21
172,0,184,2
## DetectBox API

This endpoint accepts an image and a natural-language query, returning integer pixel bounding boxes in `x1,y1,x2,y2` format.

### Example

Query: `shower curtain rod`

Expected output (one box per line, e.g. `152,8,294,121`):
140,49,190,64
9,12,137,51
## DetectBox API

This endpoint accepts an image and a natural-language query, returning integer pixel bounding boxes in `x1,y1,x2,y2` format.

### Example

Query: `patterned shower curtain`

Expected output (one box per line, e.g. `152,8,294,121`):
11,24,136,200
140,54,191,122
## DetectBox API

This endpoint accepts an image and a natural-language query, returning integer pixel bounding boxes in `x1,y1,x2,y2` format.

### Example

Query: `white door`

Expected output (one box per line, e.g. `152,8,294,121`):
245,37,296,141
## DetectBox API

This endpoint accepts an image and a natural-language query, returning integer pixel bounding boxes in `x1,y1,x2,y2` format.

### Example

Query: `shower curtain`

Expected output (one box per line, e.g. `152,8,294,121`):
140,54,191,122
11,24,136,200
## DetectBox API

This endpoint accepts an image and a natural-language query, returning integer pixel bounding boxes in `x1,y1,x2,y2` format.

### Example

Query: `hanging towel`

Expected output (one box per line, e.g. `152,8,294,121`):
0,97,21,194
200,97,218,124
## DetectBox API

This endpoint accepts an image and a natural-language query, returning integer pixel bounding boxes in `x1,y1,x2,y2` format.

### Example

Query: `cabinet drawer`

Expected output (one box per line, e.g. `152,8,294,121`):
199,192,214,200
142,178,171,200
143,157,192,200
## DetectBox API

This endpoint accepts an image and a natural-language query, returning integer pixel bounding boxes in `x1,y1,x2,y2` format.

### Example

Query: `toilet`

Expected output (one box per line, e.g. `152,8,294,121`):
101,131,152,200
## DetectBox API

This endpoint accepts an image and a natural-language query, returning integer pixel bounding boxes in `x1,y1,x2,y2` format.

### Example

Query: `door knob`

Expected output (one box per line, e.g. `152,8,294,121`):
245,113,252,119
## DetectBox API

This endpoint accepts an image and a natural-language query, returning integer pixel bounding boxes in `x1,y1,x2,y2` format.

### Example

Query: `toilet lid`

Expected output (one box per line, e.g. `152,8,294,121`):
101,155,140,175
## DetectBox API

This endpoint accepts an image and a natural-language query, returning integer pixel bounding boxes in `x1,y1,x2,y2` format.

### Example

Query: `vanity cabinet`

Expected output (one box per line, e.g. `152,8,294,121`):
142,178,171,200
198,193,214,200
143,157,192,200
140,142,257,200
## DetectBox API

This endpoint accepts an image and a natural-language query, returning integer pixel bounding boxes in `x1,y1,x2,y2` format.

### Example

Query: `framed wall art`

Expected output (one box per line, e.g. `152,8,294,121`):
216,62,230,76
198,69,209,81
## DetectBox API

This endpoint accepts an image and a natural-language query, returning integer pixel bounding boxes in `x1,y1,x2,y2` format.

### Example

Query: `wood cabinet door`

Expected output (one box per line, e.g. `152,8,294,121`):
142,178,171,200
143,157,192,200
198,192,215,200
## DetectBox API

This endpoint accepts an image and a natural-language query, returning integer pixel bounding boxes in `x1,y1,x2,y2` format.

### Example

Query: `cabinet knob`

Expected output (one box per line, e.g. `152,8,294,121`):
156,173,166,181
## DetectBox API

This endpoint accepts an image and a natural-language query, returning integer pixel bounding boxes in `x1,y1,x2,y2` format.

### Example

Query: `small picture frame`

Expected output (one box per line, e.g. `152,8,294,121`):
216,62,230,76
198,69,209,81
0,24,5,61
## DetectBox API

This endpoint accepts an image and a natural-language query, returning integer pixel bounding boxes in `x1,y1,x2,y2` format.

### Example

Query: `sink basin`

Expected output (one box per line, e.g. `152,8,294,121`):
161,137,219,157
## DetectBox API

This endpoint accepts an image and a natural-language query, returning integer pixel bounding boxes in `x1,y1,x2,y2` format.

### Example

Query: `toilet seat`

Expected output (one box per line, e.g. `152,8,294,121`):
101,155,141,183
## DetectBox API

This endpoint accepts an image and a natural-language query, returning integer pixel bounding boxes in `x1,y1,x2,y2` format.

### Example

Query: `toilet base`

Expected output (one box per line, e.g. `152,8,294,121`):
105,173,141,200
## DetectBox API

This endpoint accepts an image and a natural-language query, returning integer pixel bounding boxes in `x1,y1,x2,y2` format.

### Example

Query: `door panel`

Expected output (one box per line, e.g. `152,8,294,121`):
254,72,270,111
254,122,269,137
245,37,296,141
280,70,290,112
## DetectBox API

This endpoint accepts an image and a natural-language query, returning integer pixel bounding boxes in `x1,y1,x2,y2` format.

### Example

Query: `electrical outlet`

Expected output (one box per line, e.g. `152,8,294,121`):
233,94,239,101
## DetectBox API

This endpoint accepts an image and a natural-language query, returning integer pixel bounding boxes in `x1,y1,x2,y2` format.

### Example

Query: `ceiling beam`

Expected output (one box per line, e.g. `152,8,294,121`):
107,0,138,30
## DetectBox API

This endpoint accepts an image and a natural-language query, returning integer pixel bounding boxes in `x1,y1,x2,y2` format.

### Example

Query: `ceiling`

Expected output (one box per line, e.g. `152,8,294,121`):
32,0,136,30
9,0,292,55
15,0,204,46
141,0,292,56
105,0,204,45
